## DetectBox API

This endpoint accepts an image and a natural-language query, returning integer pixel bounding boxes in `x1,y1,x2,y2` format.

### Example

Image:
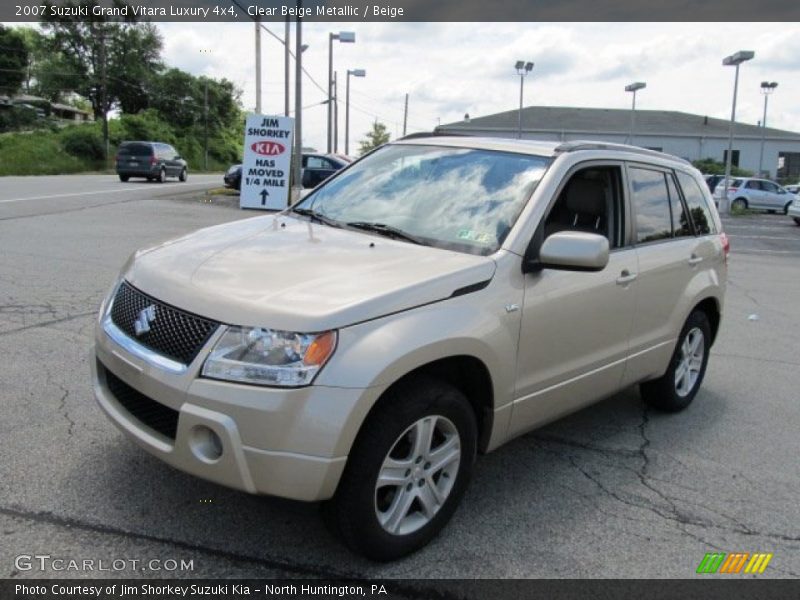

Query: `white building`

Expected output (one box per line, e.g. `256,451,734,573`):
436,106,800,181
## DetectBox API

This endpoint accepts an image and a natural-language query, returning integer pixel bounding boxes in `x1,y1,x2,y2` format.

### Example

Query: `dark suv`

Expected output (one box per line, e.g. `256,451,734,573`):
116,141,188,183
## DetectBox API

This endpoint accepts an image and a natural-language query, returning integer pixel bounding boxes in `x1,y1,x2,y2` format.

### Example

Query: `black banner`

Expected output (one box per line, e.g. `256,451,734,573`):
2,0,799,22
3,580,800,600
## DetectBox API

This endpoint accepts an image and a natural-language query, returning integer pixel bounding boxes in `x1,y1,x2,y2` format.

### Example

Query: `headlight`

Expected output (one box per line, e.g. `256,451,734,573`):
201,327,337,387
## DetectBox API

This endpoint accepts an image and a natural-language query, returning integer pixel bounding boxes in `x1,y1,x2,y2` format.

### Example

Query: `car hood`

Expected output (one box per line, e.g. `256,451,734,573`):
124,215,497,332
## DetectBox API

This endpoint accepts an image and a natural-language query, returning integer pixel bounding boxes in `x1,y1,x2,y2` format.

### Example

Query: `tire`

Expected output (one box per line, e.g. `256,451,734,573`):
731,198,747,212
157,168,166,183
784,202,792,215
118,174,129,182
179,168,187,182
640,310,711,413
323,376,477,561
794,217,800,226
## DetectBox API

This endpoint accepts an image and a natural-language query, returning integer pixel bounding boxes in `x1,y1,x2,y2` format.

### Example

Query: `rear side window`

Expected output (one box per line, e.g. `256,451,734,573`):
675,171,718,235
118,143,153,156
630,167,672,244
666,173,692,238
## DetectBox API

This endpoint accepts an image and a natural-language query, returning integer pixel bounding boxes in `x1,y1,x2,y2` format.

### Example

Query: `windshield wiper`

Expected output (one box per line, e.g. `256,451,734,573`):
291,207,342,228
346,221,426,245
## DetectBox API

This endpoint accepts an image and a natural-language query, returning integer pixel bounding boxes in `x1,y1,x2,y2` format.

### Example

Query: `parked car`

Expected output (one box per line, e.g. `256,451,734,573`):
223,164,242,190
784,184,800,195
703,174,725,192
712,177,794,213
788,197,800,226
93,139,727,560
223,153,352,191
116,141,188,183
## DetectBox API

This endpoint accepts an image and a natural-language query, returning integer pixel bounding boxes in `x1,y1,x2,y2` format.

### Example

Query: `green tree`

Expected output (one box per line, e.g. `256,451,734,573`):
358,120,391,155
39,1,163,119
0,25,29,96
692,157,752,177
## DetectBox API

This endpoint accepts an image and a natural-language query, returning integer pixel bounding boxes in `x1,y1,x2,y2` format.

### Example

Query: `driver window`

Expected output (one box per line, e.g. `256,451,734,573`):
543,166,622,249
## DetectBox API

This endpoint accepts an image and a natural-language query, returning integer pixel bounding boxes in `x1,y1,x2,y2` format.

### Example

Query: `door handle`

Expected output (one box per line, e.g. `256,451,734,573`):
687,254,703,266
616,270,638,285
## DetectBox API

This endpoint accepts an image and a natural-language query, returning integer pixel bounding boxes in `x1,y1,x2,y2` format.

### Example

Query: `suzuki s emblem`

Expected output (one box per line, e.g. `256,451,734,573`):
134,305,157,336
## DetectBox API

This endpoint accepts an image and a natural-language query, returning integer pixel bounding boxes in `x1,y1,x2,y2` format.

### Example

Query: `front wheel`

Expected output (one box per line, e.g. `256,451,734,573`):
640,310,711,412
784,202,792,215
179,168,187,182
157,168,166,183
118,174,129,182
794,217,800,226
323,376,477,561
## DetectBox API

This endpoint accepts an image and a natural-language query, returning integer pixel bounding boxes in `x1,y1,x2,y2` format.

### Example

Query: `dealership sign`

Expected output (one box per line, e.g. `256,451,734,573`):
241,114,294,210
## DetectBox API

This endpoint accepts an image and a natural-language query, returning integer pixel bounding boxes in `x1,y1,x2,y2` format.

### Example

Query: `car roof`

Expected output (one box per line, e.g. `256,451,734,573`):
391,135,690,166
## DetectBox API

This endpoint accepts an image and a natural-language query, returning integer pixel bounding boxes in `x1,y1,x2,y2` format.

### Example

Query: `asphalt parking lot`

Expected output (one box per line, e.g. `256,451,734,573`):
1,180,798,580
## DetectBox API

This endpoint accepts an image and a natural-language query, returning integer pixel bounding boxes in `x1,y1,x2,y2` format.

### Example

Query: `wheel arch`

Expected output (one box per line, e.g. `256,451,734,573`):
692,296,721,347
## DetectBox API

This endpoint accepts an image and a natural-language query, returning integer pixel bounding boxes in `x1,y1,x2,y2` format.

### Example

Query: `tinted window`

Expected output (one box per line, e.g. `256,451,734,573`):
630,167,672,243
761,181,778,193
306,156,334,169
676,171,717,235
118,143,153,156
745,180,759,190
666,173,692,238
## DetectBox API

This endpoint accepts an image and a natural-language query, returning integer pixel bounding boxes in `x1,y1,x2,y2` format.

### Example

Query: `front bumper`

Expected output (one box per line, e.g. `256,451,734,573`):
787,202,800,219
92,316,378,502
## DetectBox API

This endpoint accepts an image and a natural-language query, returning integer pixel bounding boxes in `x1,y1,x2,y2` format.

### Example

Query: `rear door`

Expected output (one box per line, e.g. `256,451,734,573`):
117,143,152,171
622,164,706,385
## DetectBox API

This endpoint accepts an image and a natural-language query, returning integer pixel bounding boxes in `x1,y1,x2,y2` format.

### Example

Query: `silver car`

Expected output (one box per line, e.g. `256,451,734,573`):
92,139,727,560
713,177,795,213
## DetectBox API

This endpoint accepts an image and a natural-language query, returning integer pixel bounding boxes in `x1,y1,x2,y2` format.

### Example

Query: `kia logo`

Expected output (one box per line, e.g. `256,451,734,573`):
251,141,285,156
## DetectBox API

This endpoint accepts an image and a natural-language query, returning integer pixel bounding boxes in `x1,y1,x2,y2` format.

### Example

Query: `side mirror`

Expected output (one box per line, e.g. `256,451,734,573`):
534,231,609,272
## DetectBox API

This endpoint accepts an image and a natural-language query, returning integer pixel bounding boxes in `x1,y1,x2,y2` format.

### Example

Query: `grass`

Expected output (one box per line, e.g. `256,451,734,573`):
0,132,104,176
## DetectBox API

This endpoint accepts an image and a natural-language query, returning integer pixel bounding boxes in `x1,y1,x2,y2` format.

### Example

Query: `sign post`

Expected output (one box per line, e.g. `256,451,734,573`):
241,113,294,210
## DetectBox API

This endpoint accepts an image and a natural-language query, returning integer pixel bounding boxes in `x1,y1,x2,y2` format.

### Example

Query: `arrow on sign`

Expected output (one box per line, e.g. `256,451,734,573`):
260,189,270,205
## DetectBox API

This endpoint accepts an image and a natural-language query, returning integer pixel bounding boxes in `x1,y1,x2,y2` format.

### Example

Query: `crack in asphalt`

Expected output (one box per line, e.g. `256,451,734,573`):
0,311,96,338
534,410,800,550
56,384,75,438
0,506,472,598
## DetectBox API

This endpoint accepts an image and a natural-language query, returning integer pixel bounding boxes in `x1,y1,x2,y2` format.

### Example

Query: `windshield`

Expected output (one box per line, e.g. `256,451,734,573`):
294,144,551,255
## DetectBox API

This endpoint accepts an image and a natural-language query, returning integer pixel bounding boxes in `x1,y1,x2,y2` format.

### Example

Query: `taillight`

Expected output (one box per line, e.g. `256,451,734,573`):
150,156,157,165
720,232,730,261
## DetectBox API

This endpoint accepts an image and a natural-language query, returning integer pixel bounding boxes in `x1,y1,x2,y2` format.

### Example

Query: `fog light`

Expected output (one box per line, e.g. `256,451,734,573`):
189,425,223,463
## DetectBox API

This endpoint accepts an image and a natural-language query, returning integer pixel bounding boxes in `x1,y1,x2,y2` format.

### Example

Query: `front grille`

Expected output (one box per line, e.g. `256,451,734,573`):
102,363,179,440
110,281,219,365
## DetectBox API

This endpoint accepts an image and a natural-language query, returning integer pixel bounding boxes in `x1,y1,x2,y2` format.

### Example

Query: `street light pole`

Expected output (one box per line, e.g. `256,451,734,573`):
255,18,262,113
758,81,778,178
345,69,365,155
327,31,355,153
515,60,533,140
333,71,338,153
293,12,303,205
624,81,646,145
721,50,755,215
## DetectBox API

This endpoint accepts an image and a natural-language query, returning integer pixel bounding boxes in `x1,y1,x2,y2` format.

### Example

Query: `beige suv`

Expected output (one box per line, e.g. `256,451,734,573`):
92,138,727,560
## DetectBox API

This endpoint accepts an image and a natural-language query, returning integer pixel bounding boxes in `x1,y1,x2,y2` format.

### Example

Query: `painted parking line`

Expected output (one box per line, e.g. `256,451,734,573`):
0,180,218,204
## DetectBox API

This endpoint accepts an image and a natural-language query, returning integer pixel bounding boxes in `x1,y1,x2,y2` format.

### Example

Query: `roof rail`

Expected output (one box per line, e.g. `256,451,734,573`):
554,140,690,164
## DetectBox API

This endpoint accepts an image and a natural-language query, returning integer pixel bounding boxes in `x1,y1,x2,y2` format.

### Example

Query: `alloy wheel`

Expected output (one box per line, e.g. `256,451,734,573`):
374,415,461,536
675,327,705,397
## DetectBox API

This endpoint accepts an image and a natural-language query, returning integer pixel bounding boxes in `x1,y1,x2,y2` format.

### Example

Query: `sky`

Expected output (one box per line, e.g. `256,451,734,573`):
157,21,800,154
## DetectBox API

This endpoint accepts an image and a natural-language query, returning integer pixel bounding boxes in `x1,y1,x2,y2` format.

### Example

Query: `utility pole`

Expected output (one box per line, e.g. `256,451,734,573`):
402,93,408,136
203,80,209,171
333,71,338,153
292,7,303,204
284,16,290,117
98,25,109,166
255,18,262,113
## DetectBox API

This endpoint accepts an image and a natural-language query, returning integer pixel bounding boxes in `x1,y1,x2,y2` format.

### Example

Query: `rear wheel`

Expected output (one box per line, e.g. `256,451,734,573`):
731,198,747,212
157,168,166,183
794,217,800,226
179,168,187,182
640,310,711,412
118,174,129,182
323,376,477,561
